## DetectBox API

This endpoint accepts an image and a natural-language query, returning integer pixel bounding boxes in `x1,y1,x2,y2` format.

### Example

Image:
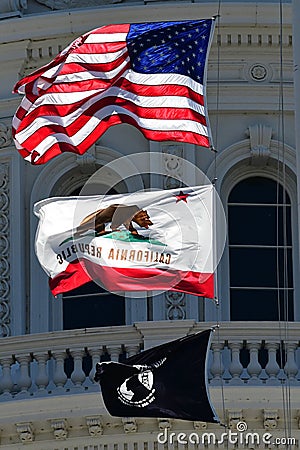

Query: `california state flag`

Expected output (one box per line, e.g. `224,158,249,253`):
34,185,215,298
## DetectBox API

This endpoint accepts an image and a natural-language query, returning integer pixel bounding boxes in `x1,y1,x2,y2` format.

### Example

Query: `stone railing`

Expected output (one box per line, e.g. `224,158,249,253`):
0,321,299,401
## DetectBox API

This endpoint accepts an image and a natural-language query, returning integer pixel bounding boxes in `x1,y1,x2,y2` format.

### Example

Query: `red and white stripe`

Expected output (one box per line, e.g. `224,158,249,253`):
13,24,210,165
49,259,214,299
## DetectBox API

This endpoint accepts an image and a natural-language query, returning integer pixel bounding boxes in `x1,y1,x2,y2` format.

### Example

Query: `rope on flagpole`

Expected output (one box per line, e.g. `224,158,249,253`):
275,0,293,446
209,1,229,441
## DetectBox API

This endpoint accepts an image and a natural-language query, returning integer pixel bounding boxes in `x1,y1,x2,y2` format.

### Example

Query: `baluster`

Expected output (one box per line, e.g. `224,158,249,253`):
246,342,262,385
126,345,140,358
70,349,85,390
34,353,49,395
88,347,103,382
265,343,280,385
15,355,32,398
228,342,244,385
284,343,298,384
108,345,121,362
0,357,13,398
52,350,67,392
210,342,224,385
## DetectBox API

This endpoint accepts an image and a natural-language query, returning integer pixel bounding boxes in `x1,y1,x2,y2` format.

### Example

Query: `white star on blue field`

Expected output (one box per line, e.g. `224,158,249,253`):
127,19,213,84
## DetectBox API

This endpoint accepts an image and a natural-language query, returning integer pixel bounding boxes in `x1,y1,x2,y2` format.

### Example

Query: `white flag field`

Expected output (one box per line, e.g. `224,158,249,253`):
34,185,219,298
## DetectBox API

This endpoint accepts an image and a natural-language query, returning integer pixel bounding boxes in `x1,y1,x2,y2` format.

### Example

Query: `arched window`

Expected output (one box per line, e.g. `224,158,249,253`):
62,185,126,330
228,176,294,321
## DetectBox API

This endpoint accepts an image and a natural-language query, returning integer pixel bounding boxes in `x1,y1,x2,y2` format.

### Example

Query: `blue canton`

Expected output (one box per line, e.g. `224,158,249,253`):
126,19,213,84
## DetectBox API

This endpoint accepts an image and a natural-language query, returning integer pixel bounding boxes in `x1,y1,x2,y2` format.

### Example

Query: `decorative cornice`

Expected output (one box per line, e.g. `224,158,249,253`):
215,31,292,48
36,0,122,9
0,391,298,446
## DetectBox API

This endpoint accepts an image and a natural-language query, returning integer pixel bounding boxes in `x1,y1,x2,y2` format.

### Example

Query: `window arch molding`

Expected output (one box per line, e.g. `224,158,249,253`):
29,146,145,333
205,135,299,321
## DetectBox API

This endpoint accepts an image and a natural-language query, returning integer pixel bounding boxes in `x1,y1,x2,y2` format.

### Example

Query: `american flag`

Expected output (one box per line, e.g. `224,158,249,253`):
12,19,215,165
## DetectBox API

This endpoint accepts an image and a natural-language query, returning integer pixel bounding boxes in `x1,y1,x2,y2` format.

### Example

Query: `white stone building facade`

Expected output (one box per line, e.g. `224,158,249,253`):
0,0,299,448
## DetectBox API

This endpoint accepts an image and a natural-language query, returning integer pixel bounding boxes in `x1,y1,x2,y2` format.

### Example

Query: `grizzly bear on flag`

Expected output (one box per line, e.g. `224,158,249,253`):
76,204,153,237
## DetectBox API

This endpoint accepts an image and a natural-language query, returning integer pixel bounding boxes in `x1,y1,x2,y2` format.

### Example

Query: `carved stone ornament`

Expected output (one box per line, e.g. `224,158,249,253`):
162,143,184,189
16,422,35,442
76,146,97,174
246,124,272,166
50,419,68,440
161,143,186,319
166,291,186,320
263,409,279,430
157,418,172,431
250,64,268,81
0,123,13,148
227,410,244,429
36,0,122,9
122,417,137,433
193,421,207,430
0,163,10,337
86,416,103,436
297,410,300,429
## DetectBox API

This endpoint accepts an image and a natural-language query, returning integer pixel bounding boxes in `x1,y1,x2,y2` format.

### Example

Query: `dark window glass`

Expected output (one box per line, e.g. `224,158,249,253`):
228,177,293,321
228,177,290,204
230,289,294,321
228,205,291,246
63,282,125,330
229,248,293,288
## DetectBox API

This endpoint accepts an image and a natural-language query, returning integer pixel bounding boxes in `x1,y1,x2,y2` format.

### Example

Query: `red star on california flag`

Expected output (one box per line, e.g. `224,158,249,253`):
174,191,190,203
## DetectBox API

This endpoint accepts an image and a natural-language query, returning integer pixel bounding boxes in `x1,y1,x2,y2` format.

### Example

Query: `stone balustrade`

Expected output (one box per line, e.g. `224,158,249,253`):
0,321,299,401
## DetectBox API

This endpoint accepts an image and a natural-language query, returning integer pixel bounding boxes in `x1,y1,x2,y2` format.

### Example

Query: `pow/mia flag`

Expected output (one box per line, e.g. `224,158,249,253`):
94,329,219,423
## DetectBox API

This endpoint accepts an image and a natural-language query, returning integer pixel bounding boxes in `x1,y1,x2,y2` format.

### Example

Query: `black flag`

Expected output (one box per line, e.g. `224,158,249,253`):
94,329,219,423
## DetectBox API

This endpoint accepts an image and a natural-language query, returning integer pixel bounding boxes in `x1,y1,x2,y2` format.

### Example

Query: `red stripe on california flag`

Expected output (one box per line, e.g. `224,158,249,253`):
49,259,214,299
49,260,93,295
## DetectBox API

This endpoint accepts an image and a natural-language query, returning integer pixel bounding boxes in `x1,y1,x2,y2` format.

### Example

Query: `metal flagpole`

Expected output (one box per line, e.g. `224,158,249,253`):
292,0,300,322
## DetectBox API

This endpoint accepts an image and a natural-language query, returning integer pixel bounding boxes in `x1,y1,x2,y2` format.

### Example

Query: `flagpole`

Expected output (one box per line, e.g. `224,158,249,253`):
292,0,300,320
